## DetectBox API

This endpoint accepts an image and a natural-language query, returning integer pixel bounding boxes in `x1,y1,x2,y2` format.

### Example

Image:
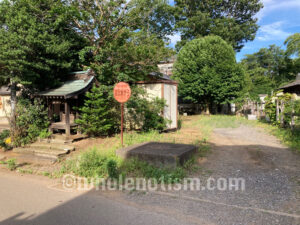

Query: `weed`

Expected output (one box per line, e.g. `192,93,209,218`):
106,159,118,178
260,123,300,153
17,168,33,174
120,158,186,184
42,171,51,177
6,158,17,171
59,116,258,182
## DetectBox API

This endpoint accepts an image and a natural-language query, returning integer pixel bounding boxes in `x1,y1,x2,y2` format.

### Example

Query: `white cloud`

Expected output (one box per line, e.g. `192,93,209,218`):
257,21,291,41
167,33,181,46
257,0,300,20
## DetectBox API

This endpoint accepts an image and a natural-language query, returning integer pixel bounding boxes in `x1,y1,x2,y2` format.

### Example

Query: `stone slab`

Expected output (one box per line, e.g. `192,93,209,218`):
247,114,257,120
116,142,197,168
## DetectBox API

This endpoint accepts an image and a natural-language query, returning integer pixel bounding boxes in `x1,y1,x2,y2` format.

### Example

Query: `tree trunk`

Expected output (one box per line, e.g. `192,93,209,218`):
10,81,17,139
276,99,279,122
205,101,210,115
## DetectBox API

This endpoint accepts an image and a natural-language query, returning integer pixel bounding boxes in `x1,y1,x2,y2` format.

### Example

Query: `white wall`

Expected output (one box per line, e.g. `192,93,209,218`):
137,83,178,130
0,96,11,124
139,83,162,99
163,84,177,129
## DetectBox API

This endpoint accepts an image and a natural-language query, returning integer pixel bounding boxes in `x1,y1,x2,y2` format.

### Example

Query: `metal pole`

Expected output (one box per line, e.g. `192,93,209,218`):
121,103,124,147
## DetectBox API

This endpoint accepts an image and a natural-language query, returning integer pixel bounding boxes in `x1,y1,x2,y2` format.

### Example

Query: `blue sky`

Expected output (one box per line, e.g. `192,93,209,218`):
167,0,300,62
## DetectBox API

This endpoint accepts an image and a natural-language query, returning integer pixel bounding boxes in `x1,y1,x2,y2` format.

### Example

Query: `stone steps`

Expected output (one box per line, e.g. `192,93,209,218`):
13,137,76,161
30,142,75,151
13,147,70,160
40,134,87,144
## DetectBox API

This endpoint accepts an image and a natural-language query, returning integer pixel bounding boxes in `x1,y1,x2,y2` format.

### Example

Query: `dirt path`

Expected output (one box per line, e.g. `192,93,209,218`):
114,124,300,225
202,125,300,213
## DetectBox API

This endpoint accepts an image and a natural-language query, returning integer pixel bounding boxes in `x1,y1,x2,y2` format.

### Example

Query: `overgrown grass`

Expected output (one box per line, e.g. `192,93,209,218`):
61,147,186,183
183,115,255,139
59,116,254,182
258,121,300,153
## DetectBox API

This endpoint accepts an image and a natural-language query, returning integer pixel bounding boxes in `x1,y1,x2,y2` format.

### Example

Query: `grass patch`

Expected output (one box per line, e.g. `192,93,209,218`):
17,168,33,174
182,115,255,139
61,146,185,183
6,158,17,171
120,158,185,183
59,130,186,183
59,115,254,181
257,121,300,153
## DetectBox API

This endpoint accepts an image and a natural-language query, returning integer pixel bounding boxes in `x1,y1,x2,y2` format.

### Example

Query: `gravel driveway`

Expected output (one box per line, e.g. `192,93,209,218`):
109,125,300,225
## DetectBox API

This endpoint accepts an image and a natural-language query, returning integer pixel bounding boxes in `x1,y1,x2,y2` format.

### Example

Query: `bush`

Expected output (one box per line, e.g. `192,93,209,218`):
76,85,168,136
12,98,50,147
76,85,119,137
62,148,118,178
283,100,300,127
0,130,12,151
264,95,277,124
126,86,168,132
264,92,293,126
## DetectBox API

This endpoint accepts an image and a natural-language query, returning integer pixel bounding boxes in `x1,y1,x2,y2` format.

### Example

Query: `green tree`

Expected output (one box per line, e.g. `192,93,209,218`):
285,33,300,74
13,98,50,147
70,0,174,85
285,33,300,58
174,0,263,51
241,44,296,97
0,0,85,132
76,85,118,137
173,36,245,110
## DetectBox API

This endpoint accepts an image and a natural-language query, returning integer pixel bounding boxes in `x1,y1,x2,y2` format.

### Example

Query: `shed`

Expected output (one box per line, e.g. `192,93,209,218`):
37,69,96,136
280,73,300,98
0,86,11,128
136,72,178,130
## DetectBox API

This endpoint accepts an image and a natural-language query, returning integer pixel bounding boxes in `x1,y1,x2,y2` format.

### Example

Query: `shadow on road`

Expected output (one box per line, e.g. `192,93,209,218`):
0,143,299,225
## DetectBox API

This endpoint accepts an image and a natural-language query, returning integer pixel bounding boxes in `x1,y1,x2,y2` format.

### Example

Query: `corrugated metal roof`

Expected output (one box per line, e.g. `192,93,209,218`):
39,76,94,98
280,73,300,89
149,72,172,81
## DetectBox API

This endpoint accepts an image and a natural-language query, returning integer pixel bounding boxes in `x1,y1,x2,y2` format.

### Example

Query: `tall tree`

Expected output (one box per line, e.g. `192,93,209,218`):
173,36,245,110
0,0,85,130
241,44,295,93
285,33,300,74
69,0,174,85
174,0,263,51
285,33,300,58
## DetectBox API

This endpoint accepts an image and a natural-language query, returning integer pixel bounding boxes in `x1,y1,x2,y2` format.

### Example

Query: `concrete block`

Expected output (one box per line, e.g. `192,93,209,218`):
116,142,197,168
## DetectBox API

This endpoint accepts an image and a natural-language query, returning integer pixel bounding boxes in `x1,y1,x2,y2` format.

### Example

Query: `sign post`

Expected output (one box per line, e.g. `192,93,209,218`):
113,82,131,147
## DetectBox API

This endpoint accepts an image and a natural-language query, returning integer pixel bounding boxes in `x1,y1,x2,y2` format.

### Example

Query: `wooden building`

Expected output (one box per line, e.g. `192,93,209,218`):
280,73,300,98
38,70,96,136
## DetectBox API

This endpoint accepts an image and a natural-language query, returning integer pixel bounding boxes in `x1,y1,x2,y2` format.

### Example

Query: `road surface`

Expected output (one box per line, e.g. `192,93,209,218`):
0,171,193,225
0,124,300,225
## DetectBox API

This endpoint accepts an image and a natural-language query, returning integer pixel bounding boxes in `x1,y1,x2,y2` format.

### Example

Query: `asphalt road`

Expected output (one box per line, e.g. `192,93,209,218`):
0,171,190,225
1,125,300,225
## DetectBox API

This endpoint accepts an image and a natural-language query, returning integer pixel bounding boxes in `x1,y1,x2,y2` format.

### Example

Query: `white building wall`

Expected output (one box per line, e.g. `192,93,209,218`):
138,83,178,130
139,83,162,99
0,96,11,124
163,84,177,129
